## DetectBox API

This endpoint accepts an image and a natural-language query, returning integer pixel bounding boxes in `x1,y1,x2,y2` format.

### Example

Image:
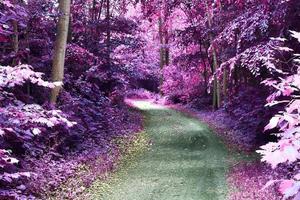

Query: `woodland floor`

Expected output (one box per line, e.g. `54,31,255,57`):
80,100,254,200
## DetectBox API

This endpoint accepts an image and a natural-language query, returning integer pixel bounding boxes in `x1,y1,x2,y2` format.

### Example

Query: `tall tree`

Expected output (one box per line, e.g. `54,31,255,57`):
106,0,111,68
205,0,221,109
158,0,171,91
158,15,165,69
50,0,71,104
11,19,19,66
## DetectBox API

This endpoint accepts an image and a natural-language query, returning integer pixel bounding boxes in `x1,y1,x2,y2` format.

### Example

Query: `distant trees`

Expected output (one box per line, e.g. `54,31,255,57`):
50,0,71,104
156,0,299,109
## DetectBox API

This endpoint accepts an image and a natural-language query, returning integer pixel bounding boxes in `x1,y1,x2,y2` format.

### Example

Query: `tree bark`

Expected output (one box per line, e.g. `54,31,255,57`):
106,0,111,68
199,41,208,95
50,0,71,104
159,15,165,69
206,0,220,109
158,15,165,91
163,0,169,66
67,0,73,43
67,16,72,43
97,0,104,20
223,69,227,98
12,20,19,66
165,34,170,66
92,0,97,21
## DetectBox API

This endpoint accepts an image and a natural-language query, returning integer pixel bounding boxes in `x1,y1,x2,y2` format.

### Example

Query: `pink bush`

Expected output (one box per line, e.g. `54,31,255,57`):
161,64,204,103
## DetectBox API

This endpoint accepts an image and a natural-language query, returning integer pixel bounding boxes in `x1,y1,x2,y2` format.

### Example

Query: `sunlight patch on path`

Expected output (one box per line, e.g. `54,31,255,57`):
125,99,166,110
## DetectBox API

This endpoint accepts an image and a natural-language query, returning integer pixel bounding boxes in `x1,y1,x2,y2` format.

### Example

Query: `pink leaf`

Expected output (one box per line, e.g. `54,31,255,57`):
279,180,295,194
265,116,280,131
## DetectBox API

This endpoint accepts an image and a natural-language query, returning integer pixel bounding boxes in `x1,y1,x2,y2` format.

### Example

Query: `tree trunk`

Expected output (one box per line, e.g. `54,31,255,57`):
92,0,97,21
206,0,220,109
67,15,72,43
159,15,165,69
97,0,104,20
165,34,170,66
158,15,165,92
106,0,111,68
12,20,19,66
212,51,220,108
199,41,208,95
26,25,31,95
67,0,73,43
163,0,169,67
50,0,71,104
223,69,227,98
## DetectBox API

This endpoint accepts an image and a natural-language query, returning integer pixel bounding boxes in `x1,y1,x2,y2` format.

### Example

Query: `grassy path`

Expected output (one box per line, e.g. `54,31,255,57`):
86,100,244,200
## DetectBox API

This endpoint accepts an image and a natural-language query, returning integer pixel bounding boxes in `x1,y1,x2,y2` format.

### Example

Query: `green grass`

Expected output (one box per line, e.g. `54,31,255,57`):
84,100,251,200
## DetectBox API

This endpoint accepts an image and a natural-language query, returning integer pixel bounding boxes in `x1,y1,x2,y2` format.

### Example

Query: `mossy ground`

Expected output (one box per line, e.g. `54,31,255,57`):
81,100,253,200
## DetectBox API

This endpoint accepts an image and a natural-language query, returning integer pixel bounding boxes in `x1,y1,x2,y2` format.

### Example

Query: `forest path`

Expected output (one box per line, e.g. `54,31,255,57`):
87,100,245,200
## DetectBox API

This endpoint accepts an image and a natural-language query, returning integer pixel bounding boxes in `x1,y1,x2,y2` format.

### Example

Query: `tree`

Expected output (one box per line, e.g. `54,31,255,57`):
106,0,111,68
50,0,71,104
11,19,19,66
205,0,220,109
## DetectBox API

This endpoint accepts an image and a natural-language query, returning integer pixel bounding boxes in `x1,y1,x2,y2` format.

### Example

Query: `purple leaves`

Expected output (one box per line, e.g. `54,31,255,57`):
0,149,18,168
290,31,300,43
2,104,77,129
0,63,76,197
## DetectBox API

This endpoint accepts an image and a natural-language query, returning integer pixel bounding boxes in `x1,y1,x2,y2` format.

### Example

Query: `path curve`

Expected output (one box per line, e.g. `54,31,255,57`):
93,100,236,200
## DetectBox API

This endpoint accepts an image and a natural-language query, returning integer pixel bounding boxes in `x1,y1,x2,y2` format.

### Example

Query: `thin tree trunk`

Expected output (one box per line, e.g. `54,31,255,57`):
67,0,73,43
158,15,165,69
223,69,227,98
67,15,72,43
165,34,169,66
50,0,71,104
12,20,19,66
92,0,96,21
163,0,169,66
206,0,220,109
158,15,165,93
106,0,111,68
26,26,31,95
212,51,220,108
97,0,104,20
199,41,208,95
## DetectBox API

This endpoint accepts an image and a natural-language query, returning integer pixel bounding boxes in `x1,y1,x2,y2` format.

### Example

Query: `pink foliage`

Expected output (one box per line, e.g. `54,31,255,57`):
161,64,203,103
257,31,300,199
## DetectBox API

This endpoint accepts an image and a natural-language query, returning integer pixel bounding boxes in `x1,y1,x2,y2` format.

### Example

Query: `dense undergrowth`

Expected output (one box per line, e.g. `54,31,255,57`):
0,1,147,199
